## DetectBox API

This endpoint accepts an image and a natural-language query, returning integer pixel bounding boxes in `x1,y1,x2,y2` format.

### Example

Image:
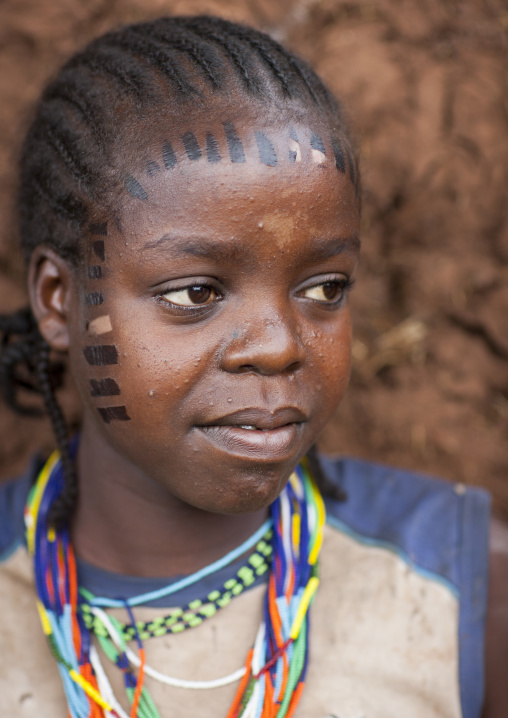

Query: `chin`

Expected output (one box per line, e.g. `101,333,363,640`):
193,467,290,515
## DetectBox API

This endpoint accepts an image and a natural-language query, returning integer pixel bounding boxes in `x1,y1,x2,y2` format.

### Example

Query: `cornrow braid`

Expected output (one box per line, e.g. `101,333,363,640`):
36,342,78,528
5,14,356,527
0,308,76,526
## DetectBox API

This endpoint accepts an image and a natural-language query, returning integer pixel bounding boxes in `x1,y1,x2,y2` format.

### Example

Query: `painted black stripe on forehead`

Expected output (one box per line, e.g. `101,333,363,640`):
89,222,108,236
147,160,161,176
310,132,326,154
206,133,221,163
344,144,357,192
163,140,177,169
97,406,131,423
124,174,148,201
256,131,277,167
182,132,202,161
85,291,104,306
93,241,105,262
223,122,245,163
90,378,120,397
83,345,118,365
331,138,346,173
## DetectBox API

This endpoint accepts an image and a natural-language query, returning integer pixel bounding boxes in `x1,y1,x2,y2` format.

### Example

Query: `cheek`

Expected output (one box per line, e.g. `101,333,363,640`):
305,312,352,408
95,316,217,424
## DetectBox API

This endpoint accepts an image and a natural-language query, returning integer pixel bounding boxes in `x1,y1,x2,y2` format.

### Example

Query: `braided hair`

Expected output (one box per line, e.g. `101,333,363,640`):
1,15,350,527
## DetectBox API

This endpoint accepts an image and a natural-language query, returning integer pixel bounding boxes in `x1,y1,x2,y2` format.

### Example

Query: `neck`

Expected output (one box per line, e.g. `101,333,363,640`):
71,422,269,578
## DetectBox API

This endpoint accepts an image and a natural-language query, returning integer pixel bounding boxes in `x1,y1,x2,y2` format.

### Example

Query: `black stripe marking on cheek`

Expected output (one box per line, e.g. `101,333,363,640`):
256,132,277,167
85,292,104,306
331,138,346,173
206,133,221,163
83,345,118,366
89,222,108,236
124,174,148,201
223,123,245,163
163,140,177,169
90,378,121,397
182,132,202,160
147,160,161,176
310,133,326,155
88,265,102,279
97,406,131,423
93,241,105,262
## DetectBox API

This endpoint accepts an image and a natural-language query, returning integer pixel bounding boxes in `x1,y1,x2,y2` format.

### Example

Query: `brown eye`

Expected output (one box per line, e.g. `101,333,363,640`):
302,281,344,303
162,285,217,307
188,286,212,304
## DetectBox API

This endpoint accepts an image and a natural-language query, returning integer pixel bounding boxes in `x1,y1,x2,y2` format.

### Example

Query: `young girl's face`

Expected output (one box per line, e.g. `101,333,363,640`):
68,116,360,514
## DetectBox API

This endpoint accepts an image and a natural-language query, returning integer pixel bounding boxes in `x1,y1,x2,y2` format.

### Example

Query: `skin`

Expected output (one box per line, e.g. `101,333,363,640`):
31,115,359,576
28,109,508,714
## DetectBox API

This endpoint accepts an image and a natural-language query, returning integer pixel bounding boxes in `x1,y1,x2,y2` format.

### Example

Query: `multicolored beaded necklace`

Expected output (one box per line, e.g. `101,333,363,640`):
25,450,325,718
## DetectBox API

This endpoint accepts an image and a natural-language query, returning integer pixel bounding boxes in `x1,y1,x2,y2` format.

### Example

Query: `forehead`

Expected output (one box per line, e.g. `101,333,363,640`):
105,117,359,253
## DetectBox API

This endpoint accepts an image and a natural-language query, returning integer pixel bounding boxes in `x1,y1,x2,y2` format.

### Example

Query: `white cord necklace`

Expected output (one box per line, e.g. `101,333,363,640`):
91,606,247,690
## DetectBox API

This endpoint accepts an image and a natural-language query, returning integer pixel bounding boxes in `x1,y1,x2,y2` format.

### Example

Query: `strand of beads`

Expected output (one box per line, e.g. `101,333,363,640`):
26,451,325,718
80,532,273,644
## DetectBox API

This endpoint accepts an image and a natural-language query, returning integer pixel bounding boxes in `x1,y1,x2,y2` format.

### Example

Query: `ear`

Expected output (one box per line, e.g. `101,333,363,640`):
28,246,75,352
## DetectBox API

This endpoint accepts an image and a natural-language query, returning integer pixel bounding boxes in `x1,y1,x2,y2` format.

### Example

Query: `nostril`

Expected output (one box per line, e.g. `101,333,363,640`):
287,360,302,373
238,364,256,373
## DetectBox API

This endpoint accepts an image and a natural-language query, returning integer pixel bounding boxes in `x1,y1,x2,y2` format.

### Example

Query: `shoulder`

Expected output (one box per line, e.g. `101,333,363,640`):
319,453,490,587
319,453,491,718
0,455,41,562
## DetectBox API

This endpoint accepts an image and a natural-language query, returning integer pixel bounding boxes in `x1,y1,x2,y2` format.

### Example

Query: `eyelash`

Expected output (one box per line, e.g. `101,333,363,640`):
157,277,355,314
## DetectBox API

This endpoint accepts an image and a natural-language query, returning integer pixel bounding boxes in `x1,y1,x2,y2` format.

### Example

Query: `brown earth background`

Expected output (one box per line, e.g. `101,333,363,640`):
0,0,507,516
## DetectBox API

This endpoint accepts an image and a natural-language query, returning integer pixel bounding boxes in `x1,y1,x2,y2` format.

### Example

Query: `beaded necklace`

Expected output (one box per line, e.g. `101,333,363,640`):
26,451,325,718
81,531,273,643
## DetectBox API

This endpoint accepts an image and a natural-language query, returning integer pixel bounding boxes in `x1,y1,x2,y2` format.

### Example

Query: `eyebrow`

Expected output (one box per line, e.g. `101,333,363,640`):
142,233,360,262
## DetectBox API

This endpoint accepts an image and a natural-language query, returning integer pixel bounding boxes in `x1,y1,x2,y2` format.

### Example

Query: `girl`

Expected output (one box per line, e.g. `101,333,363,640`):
0,15,506,718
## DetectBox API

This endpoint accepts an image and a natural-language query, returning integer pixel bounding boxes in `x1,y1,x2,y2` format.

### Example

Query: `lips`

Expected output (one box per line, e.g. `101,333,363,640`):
195,407,307,461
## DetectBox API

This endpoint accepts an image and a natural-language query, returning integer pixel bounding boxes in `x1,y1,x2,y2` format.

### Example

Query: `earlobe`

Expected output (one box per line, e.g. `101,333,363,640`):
28,247,74,352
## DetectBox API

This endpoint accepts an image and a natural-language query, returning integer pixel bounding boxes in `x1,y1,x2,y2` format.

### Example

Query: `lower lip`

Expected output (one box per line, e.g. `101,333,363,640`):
196,423,303,461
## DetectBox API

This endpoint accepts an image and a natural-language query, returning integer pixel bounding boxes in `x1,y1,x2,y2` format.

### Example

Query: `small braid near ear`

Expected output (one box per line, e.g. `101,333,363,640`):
0,307,77,527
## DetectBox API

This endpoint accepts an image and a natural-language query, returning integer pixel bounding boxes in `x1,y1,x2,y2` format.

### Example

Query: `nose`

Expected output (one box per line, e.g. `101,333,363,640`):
220,308,306,376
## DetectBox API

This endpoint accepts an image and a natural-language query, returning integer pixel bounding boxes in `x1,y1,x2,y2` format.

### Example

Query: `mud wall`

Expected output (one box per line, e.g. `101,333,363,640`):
1,0,507,514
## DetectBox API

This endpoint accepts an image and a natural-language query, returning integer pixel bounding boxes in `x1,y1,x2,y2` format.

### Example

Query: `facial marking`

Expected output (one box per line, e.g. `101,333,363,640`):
345,145,356,187
85,291,105,306
93,241,105,262
206,133,221,163
124,174,148,201
310,132,326,155
163,140,177,170
97,406,131,423
256,131,277,167
87,314,113,336
182,132,202,161
90,378,121,397
89,221,108,236
85,217,133,424
83,345,118,366
147,160,162,176
331,138,346,173
288,138,302,163
310,132,327,167
223,122,245,163
88,265,102,279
